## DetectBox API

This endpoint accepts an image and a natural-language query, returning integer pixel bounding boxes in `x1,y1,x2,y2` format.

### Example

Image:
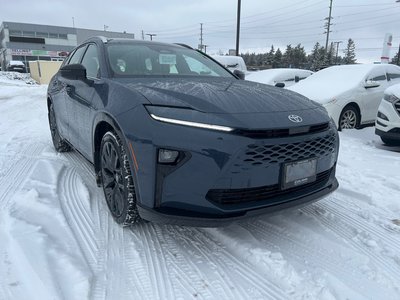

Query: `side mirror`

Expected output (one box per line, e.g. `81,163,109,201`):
60,64,87,81
364,80,380,89
295,75,300,83
275,82,285,88
233,69,245,80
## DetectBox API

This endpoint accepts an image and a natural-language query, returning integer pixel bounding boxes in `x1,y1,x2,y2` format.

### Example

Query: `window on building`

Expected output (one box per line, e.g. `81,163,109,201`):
9,30,22,36
23,31,35,37
59,33,68,39
49,33,58,39
36,32,49,38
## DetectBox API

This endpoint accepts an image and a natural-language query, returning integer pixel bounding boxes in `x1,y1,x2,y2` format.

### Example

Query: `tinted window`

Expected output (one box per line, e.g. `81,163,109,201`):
388,72,400,80
81,44,100,78
107,43,233,78
68,46,87,65
368,74,386,81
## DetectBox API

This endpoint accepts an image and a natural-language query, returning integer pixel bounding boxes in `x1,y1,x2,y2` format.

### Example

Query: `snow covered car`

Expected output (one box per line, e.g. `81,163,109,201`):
289,64,400,130
246,68,313,88
375,84,400,145
47,37,339,226
7,60,26,73
210,55,247,74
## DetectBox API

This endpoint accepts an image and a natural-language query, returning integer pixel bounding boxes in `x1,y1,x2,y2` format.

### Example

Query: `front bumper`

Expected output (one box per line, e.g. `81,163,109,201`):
137,177,338,226
119,107,339,225
375,99,400,134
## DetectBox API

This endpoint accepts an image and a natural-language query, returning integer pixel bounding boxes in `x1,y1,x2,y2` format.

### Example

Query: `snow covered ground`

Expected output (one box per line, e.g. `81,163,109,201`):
0,72,400,300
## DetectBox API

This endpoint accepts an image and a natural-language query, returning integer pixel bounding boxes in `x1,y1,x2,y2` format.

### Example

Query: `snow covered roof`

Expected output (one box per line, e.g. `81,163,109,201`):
246,68,313,85
9,61,25,66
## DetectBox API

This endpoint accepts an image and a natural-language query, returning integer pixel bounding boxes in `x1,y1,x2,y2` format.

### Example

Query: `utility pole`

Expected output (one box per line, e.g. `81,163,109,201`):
141,30,145,40
199,23,204,51
146,33,156,41
333,41,343,65
324,0,333,55
236,0,241,56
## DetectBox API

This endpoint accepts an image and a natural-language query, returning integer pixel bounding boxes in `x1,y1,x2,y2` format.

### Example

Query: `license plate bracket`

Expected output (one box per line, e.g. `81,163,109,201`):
281,158,317,190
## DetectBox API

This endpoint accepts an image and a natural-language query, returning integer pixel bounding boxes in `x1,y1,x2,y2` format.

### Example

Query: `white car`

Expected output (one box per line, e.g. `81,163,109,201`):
375,84,400,145
288,64,400,130
246,68,313,88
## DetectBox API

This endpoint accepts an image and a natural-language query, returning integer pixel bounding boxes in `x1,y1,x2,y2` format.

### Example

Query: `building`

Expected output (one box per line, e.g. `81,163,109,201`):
0,21,134,71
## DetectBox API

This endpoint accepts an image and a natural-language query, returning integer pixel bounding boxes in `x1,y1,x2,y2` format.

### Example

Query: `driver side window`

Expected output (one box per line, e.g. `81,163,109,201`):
81,44,100,78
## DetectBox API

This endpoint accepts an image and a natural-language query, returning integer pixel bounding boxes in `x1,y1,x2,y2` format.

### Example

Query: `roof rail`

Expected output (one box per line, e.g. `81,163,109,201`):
98,36,109,43
174,43,193,49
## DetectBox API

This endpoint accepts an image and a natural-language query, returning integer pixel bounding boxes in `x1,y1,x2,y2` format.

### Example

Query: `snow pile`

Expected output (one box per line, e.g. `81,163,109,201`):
0,71,37,85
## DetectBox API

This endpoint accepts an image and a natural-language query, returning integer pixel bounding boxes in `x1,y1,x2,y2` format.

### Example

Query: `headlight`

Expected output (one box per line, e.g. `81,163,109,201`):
383,93,400,104
145,105,234,132
325,98,337,105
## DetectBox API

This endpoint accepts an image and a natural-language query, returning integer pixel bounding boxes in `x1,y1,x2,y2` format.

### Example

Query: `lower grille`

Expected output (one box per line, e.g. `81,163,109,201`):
207,169,332,205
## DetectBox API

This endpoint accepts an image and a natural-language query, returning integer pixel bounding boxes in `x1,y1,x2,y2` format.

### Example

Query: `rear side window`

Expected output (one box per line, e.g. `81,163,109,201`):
68,46,87,65
388,72,400,80
81,44,100,78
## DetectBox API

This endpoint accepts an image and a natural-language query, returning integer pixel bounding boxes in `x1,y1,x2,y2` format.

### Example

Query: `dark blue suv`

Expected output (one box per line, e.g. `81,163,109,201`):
47,37,339,226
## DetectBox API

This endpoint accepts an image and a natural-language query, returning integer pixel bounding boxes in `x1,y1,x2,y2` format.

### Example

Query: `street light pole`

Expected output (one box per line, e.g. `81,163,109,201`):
235,0,241,56
146,33,157,41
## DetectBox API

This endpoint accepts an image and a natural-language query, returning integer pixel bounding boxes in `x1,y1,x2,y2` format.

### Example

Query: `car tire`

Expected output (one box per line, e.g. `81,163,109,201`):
380,136,400,146
48,103,71,152
339,105,360,130
100,131,141,226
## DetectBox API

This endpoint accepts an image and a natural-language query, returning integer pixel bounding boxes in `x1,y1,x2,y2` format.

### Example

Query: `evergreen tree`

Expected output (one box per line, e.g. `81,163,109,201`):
391,50,400,66
308,42,325,71
273,48,283,68
266,45,275,66
343,38,357,64
292,44,307,68
282,44,293,67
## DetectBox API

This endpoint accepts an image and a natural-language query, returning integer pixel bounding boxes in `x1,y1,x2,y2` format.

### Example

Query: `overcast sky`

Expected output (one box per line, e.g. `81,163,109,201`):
2,0,400,63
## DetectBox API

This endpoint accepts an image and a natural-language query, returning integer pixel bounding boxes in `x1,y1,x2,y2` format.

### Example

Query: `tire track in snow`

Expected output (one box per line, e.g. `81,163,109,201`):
331,195,400,249
58,166,99,267
302,202,400,289
241,219,397,299
0,143,44,209
63,151,149,300
137,224,176,300
180,227,289,299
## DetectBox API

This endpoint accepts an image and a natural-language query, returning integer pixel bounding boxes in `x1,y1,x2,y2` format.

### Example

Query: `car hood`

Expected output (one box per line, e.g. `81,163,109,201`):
119,77,319,114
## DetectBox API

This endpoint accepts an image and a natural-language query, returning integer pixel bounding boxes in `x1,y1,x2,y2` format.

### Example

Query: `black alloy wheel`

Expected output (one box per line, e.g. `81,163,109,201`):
48,103,71,152
100,131,140,225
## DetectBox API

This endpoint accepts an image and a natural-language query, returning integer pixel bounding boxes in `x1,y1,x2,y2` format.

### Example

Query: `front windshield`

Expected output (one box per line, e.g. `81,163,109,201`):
107,43,233,78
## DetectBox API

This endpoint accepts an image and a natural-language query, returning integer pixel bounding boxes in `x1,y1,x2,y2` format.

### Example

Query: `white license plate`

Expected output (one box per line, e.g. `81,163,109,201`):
282,158,317,189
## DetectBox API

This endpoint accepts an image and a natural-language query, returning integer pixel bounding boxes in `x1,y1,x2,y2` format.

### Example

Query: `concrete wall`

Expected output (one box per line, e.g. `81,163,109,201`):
29,60,62,84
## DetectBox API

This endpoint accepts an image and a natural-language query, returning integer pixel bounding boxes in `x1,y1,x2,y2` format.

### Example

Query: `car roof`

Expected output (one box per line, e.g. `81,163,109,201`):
83,36,187,49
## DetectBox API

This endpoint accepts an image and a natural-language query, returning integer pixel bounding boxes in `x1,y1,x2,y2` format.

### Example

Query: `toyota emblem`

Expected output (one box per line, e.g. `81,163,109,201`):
288,115,303,123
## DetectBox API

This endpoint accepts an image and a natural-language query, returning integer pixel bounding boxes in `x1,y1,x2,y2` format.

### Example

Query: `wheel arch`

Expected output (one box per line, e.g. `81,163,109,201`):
92,112,124,186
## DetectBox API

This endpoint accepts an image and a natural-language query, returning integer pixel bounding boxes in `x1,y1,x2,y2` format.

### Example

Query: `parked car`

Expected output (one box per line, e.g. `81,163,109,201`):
375,84,400,145
246,68,313,88
7,60,26,73
210,55,248,74
289,64,400,130
48,37,339,226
